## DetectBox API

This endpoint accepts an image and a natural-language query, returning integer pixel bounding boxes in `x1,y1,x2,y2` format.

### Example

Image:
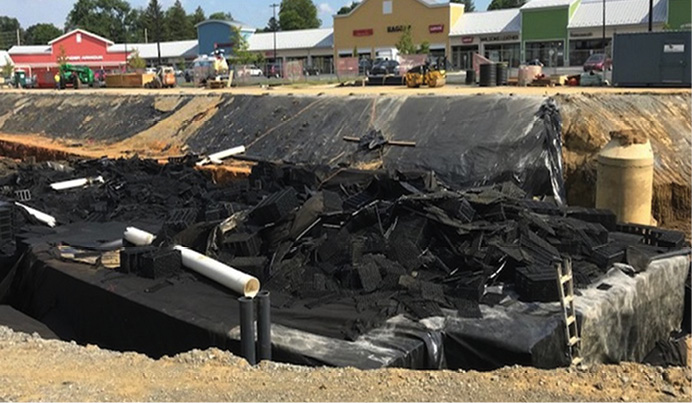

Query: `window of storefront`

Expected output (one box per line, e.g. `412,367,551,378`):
484,43,520,68
451,45,478,70
569,38,610,66
312,55,334,74
525,40,565,67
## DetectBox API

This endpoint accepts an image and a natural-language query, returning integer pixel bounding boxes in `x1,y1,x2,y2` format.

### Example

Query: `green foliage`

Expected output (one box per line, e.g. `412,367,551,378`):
189,6,206,26
337,1,359,15
209,12,233,21
395,26,416,55
279,0,321,31
143,0,167,42
417,41,430,55
229,26,258,65
265,17,281,32
65,0,134,42
0,16,22,50
352,46,358,57
487,0,525,11
2,61,14,78
25,23,63,45
166,0,193,40
128,50,146,69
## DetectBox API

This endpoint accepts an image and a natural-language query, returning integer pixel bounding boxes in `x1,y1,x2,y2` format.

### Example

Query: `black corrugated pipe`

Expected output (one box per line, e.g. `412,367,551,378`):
238,296,256,365
257,291,272,362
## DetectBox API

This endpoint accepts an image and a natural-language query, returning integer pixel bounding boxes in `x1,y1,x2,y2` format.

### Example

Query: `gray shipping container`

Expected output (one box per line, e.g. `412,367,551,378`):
612,31,691,87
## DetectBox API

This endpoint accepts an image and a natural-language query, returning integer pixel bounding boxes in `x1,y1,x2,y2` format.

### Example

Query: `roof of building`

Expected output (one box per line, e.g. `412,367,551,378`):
7,45,51,55
335,0,455,18
0,51,12,65
108,40,198,59
568,0,667,28
48,29,114,45
196,19,255,31
450,8,521,35
521,0,578,9
247,28,334,51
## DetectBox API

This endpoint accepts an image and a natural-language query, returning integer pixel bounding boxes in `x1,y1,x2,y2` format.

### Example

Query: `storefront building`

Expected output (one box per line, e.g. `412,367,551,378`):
196,20,255,56
247,28,334,73
333,0,464,60
449,9,521,69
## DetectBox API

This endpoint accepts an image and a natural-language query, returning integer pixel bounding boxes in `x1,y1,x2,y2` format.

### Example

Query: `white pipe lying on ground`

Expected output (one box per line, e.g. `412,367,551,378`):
196,146,246,166
15,202,56,227
50,176,104,191
123,227,156,246
173,245,260,297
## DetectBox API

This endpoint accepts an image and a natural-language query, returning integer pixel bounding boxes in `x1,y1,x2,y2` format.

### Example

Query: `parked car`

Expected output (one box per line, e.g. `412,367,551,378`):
583,53,612,71
358,58,372,75
527,59,544,67
246,65,264,77
370,59,400,76
303,66,320,76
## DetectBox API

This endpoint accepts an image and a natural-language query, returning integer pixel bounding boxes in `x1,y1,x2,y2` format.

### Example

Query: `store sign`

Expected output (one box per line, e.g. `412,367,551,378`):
353,29,374,37
429,24,444,33
66,55,104,61
570,32,594,38
479,34,519,42
387,25,411,33
461,36,474,44
664,44,685,53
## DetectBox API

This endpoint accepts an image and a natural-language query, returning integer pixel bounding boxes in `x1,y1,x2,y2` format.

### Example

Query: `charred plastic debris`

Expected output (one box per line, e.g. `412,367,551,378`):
0,156,689,366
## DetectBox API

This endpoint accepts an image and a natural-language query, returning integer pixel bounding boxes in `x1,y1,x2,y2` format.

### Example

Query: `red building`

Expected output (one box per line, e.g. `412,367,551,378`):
9,29,129,88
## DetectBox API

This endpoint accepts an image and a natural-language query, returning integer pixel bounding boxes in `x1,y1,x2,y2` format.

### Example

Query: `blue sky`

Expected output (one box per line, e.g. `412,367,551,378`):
3,0,493,30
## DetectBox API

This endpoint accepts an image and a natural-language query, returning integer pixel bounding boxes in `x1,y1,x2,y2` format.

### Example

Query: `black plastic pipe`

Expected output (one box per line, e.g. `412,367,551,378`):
257,290,272,361
238,296,256,365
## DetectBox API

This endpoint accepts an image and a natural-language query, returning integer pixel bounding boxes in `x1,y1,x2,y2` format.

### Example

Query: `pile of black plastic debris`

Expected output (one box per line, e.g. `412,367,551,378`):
0,157,687,340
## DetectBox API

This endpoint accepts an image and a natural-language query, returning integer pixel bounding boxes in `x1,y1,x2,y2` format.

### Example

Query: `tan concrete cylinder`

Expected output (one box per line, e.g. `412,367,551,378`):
596,138,654,225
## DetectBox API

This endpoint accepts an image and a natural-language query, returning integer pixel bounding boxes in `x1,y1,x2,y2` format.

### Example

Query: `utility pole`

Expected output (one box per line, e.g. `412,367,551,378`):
602,0,606,54
144,28,148,44
270,3,279,64
16,29,20,46
155,10,162,66
648,0,653,31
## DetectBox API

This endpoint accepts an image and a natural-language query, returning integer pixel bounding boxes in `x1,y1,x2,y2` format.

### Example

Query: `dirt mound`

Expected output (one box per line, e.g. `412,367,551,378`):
558,93,691,233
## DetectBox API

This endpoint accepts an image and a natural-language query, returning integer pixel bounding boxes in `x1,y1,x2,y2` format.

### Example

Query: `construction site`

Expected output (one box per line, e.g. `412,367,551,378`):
0,82,686,401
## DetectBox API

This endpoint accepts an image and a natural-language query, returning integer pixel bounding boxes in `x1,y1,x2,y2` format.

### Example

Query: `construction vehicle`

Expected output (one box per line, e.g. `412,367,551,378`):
405,63,447,88
145,66,177,89
59,64,95,89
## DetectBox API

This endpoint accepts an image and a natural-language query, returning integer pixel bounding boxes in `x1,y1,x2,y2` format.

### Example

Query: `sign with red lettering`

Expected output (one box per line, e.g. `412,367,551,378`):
461,36,474,44
429,24,444,33
353,29,373,37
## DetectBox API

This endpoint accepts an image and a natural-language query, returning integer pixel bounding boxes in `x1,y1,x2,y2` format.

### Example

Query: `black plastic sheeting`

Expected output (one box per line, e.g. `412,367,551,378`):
0,305,58,339
188,95,565,202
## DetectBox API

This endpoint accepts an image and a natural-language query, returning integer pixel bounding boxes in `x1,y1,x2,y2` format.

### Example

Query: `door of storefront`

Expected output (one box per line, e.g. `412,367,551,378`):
525,40,565,67
483,43,520,67
451,45,478,70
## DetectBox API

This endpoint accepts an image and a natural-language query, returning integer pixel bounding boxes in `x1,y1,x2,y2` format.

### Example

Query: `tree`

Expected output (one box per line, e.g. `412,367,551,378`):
0,16,22,49
189,6,206,26
451,0,476,12
395,26,416,55
229,25,258,65
209,12,233,21
487,0,526,10
65,0,134,42
279,0,320,31
166,0,194,40
143,0,167,42
417,41,430,55
25,23,62,45
56,45,68,67
128,50,146,69
337,1,359,15
265,16,280,32
2,61,13,78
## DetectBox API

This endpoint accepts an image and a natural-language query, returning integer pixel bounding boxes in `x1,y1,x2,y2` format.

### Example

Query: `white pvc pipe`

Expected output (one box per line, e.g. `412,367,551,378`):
196,146,245,166
50,176,104,191
173,245,260,297
15,202,56,227
124,227,156,246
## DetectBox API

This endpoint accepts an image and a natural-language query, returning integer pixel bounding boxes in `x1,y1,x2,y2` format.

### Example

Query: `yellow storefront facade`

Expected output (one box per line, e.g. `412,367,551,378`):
333,0,464,59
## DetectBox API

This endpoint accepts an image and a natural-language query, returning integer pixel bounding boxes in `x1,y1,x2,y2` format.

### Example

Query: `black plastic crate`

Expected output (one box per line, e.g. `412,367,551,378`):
343,191,376,211
589,242,626,268
250,187,299,225
119,246,157,274
165,208,198,231
228,256,268,278
519,199,564,216
222,231,262,257
567,207,617,231
615,223,687,248
139,248,183,279
515,265,559,302
14,189,31,202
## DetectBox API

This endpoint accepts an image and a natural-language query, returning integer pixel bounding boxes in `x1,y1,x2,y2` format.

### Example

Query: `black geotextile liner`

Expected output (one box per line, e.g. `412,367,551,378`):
187,95,565,202
0,94,183,143
0,305,58,339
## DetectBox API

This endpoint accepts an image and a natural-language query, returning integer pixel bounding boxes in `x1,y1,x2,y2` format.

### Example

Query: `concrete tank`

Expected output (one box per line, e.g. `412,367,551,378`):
596,136,654,225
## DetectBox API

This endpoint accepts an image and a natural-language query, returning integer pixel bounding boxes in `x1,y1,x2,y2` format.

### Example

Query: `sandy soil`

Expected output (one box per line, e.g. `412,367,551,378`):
0,327,689,402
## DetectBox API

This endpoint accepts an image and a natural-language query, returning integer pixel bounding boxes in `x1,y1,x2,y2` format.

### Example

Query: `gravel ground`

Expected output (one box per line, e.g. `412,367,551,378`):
0,326,689,402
